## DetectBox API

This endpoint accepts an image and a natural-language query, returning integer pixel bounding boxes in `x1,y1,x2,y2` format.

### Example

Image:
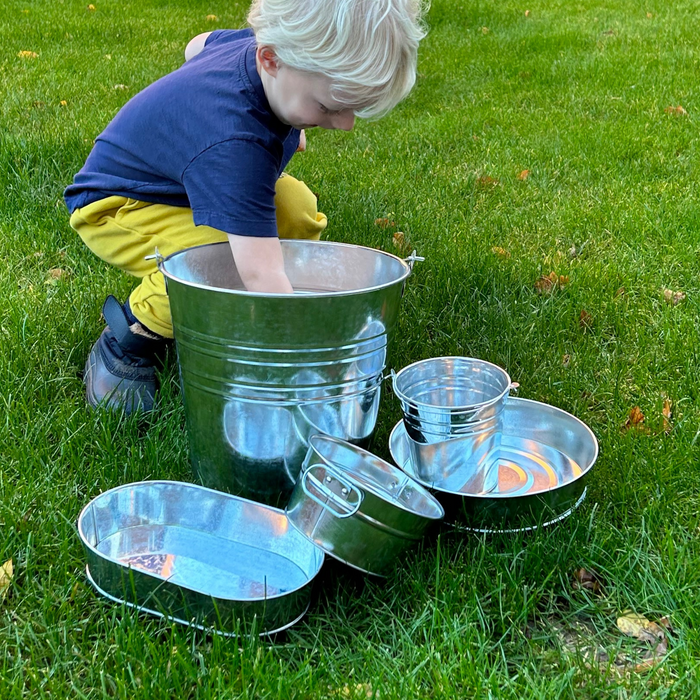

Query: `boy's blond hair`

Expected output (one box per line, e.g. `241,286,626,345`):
248,0,427,118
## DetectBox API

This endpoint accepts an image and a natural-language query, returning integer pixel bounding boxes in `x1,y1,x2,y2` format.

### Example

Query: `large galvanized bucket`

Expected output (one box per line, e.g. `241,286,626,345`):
159,241,418,507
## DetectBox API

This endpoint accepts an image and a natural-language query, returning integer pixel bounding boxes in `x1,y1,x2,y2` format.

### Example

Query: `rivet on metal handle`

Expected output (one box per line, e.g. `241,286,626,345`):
301,464,362,519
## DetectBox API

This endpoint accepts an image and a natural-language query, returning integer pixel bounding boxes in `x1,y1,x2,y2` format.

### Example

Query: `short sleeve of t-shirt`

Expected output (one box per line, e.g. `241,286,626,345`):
63,28,300,237
184,137,280,237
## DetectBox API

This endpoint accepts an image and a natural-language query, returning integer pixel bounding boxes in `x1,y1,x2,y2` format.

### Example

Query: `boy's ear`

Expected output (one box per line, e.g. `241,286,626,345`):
257,45,280,77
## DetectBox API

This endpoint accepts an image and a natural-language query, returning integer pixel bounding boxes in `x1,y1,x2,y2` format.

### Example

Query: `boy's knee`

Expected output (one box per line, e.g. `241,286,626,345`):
275,174,327,240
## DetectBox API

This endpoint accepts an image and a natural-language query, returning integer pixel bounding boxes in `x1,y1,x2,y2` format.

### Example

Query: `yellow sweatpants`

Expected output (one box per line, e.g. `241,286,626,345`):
70,174,327,338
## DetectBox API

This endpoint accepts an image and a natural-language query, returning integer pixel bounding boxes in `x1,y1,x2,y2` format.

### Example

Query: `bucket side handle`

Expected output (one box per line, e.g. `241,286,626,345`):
301,465,362,519
404,250,425,271
401,250,425,297
145,247,167,290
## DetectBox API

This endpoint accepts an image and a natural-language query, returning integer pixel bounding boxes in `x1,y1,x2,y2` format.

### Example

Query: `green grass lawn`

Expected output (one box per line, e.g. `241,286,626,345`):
2,0,700,696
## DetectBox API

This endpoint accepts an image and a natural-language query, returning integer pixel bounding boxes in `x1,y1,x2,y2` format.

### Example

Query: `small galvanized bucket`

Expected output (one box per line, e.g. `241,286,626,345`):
391,357,516,492
286,434,444,576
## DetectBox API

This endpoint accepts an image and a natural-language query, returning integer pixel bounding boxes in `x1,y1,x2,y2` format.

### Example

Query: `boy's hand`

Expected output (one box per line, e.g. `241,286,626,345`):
227,234,293,294
296,129,306,152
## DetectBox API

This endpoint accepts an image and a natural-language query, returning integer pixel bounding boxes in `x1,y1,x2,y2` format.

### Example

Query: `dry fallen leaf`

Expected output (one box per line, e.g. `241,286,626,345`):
374,217,395,228
534,272,556,294
616,611,669,673
664,105,687,116
615,286,625,298
60,100,67,106
87,4,96,10
646,12,653,18
392,231,412,255
476,175,499,188
45,268,69,284
206,14,218,21
517,169,530,180
482,26,490,34
547,614,668,676
525,10,530,17
18,50,38,59
104,54,112,60
0,559,13,604
573,567,603,594
623,406,645,431
491,246,510,259
616,611,666,646
562,353,571,368
657,616,674,633
114,84,129,90
662,398,672,434
662,288,686,305
579,308,593,329
534,271,568,294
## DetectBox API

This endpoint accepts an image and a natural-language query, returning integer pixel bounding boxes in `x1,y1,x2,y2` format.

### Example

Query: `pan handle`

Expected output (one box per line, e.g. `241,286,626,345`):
301,464,362,519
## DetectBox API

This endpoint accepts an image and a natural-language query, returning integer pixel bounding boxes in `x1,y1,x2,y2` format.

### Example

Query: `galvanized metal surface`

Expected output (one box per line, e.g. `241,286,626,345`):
77,481,324,636
391,357,514,491
160,241,413,507
286,435,444,576
389,397,598,533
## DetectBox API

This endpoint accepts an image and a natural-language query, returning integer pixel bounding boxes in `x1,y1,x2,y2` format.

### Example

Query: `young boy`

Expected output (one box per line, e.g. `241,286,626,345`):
65,0,426,413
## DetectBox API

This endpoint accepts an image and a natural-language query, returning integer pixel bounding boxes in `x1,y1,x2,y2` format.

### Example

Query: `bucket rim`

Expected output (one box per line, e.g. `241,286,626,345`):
76,479,325,602
306,434,445,521
388,397,600,501
392,356,513,412
158,240,412,298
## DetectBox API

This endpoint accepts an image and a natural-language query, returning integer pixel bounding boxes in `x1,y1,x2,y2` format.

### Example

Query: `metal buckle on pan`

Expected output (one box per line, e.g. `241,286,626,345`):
301,464,363,519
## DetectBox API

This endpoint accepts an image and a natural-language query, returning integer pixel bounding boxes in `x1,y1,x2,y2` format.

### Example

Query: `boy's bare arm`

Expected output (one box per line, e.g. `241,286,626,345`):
227,234,294,294
185,32,212,61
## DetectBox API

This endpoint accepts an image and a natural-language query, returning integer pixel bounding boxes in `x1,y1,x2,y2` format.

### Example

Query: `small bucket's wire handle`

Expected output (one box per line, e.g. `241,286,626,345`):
301,464,362,519
384,368,398,394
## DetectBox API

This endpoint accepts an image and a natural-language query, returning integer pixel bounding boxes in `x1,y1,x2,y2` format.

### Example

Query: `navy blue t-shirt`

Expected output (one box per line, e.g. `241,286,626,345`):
64,29,300,237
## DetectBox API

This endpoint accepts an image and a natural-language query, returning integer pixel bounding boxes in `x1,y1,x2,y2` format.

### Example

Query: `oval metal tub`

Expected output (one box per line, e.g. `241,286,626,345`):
389,398,598,533
77,481,324,636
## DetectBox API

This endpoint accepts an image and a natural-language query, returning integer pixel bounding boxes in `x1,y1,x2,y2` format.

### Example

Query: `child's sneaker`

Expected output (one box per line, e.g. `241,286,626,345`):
84,295,167,413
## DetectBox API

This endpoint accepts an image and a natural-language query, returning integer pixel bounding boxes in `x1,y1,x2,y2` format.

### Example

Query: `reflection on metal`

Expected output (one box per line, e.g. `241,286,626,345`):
389,397,598,533
77,481,324,636
286,435,444,576
392,357,516,492
160,241,411,507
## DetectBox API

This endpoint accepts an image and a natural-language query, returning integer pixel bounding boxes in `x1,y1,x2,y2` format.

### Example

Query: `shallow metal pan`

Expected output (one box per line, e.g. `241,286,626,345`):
389,398,598,533
77,481,324,636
